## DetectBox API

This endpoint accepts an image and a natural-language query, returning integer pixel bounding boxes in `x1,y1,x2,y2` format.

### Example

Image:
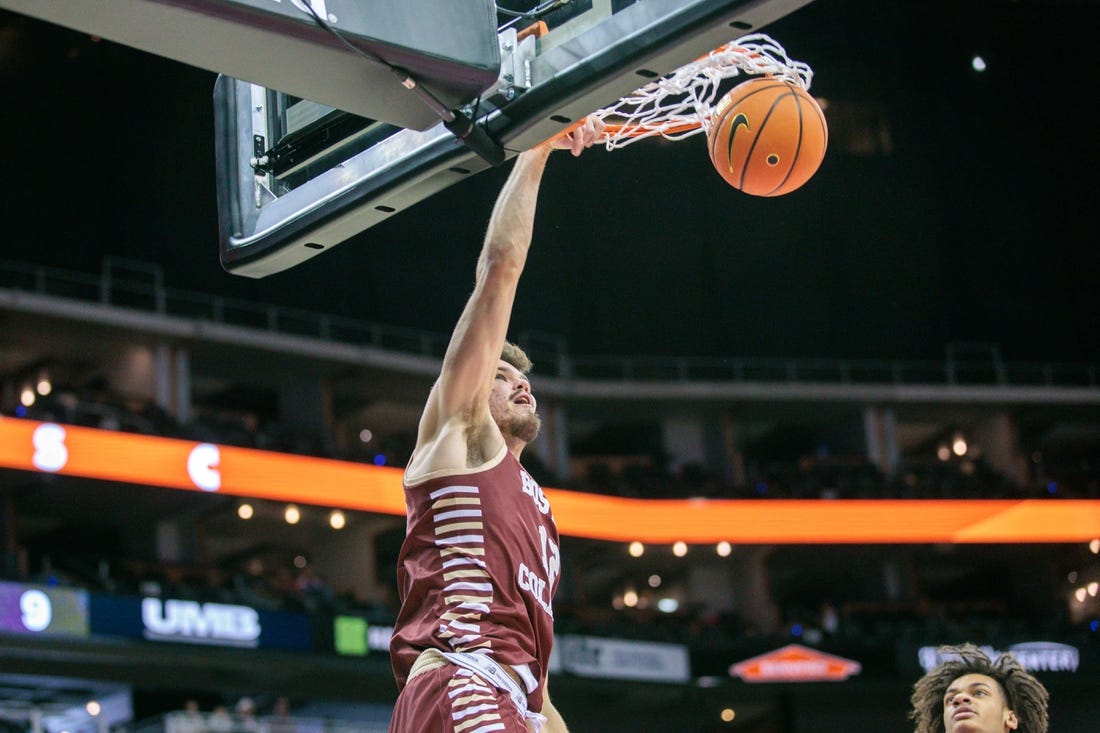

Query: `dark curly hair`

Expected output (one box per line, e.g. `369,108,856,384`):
909,643,1049,733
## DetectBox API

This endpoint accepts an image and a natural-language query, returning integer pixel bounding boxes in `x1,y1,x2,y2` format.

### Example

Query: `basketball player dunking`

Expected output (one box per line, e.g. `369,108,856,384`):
388,116,604,733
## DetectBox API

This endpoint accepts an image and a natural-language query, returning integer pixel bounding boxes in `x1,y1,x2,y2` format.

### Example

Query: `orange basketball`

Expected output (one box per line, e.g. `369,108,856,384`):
707,78,827,197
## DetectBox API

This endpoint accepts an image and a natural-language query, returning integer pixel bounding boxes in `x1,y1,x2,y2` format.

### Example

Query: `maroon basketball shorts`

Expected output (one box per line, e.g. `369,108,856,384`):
390,663,528,733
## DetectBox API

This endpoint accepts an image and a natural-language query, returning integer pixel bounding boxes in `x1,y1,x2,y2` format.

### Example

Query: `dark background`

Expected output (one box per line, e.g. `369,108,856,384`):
1,0,1097,364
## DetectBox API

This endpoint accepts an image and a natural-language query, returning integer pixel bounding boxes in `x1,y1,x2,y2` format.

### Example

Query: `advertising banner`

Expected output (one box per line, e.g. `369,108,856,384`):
0,580,89,636
556,635,691,683
917,642,1082,674
730,644,862,683
89,594,311,651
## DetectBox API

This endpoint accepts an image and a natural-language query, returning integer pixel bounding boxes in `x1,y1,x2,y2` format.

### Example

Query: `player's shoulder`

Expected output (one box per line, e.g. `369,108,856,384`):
405,417,502,484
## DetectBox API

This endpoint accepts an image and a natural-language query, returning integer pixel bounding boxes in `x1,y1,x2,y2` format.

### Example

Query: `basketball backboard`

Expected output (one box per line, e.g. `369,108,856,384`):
216,0,816,278
0,0,816,278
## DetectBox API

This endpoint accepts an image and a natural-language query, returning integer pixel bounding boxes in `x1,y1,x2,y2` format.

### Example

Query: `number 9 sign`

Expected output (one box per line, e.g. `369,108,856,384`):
19,589,53,632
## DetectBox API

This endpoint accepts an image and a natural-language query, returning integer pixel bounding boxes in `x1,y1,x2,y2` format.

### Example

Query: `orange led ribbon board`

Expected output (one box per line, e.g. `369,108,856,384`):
2,418,1098,544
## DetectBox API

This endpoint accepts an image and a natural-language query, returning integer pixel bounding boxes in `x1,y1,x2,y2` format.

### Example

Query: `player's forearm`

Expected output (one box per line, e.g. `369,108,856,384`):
478,146,553,278
539,695,572,730
538,691,570,733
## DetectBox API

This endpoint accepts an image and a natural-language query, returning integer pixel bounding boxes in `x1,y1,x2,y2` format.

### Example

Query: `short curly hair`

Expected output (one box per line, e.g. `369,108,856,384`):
909,643,1049,733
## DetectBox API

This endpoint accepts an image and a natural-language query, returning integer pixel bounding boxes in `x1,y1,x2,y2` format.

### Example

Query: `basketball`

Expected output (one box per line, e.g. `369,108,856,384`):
707,78,828,197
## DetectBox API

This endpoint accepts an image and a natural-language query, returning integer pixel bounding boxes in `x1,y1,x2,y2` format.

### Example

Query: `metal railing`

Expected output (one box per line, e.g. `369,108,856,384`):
2,257,1097,389
561,353,1099,387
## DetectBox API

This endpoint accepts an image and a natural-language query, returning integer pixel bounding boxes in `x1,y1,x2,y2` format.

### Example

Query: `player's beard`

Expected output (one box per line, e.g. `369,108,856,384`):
500,410,541,444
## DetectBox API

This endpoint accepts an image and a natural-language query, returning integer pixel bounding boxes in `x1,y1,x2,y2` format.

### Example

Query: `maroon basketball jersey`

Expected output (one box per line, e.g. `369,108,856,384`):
391,447,560,712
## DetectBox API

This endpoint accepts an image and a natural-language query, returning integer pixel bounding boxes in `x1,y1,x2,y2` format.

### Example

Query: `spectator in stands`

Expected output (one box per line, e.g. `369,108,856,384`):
235,697,265,733
387,118,603,733
265,697,295,733
207,706,233,733
166,699,206,733
295,565,333,612
909,643,1049,733
233,559,282,610
819,601,840,637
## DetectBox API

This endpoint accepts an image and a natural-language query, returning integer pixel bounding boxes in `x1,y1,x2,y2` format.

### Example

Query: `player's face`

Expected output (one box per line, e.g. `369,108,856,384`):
489,360,540,443
943,674,1018,733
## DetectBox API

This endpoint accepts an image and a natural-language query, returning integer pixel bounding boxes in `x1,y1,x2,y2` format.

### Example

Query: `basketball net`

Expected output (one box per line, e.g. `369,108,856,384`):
594,33,814,149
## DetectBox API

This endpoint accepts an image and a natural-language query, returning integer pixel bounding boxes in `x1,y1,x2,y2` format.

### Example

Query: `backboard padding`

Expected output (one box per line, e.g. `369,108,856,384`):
0,0,501,131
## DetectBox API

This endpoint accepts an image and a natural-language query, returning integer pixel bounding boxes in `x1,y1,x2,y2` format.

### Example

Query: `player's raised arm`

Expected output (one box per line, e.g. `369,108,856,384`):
410,118,603,470
434,146,550,424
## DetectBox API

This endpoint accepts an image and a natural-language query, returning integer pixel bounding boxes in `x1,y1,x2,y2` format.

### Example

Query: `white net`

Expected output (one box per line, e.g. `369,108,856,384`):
594,33,815,149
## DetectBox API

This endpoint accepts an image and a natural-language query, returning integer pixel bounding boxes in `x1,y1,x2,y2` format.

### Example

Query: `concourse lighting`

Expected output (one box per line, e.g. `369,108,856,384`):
628,541,644,558
285,504,301,524
672,541,688,557
716,541,732,557
330,510,346,529
238,503,254,519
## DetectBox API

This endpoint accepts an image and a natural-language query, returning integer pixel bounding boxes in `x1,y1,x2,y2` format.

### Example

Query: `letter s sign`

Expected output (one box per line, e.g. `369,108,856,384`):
32,423,68,473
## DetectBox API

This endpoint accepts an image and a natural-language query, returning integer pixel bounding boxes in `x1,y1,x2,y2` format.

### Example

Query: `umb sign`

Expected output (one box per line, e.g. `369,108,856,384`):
143,598,261,647
730,644,862,683
89,594,312,651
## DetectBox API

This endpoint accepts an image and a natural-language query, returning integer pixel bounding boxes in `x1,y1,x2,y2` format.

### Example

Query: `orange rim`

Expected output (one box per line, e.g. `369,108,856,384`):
541,119,704,147
599,120,703,139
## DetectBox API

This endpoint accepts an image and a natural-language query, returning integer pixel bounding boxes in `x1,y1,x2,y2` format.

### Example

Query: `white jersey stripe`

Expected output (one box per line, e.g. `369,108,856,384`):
454,714,504,733
442,556,489,569
445,582,493,593
435,534,485,546
462,717,503,730
435,509,484,521
429,485,479,499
